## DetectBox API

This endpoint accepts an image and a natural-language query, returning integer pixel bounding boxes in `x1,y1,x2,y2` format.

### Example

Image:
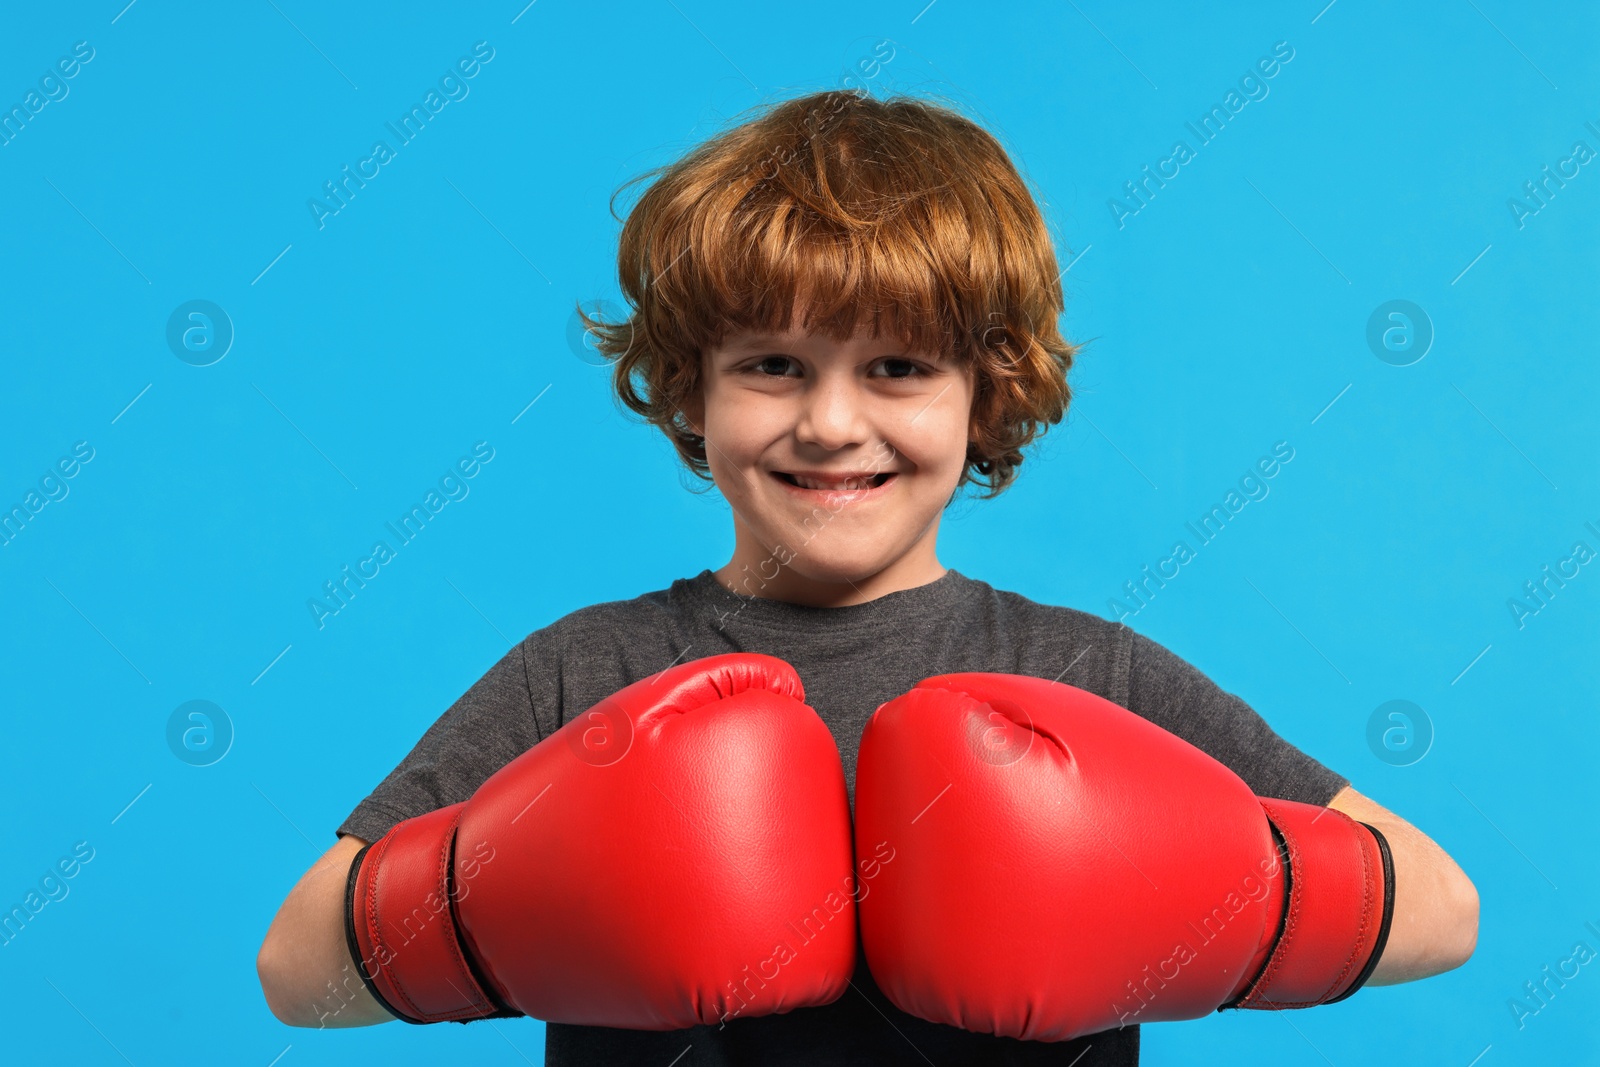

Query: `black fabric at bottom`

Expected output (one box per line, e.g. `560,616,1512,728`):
543,954,1137,1067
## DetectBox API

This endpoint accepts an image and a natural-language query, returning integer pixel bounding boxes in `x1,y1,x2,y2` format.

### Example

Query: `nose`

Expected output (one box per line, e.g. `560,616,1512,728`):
793,369,872,450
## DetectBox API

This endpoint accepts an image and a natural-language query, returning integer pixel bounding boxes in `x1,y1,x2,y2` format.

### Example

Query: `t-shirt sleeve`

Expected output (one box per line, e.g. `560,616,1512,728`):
336,627,565,844
1123,628,1348,807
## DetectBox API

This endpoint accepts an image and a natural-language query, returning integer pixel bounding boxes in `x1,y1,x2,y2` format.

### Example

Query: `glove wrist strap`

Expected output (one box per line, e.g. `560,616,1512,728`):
344,803,511,1024
1230,797,1395,1009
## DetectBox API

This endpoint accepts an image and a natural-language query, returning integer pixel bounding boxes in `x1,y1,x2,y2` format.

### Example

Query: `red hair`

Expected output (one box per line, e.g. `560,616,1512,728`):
580,89,1077,497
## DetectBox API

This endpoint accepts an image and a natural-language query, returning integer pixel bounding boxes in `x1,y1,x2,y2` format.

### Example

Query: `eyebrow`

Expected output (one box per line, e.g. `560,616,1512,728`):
723,334,918,352
723,334,789,350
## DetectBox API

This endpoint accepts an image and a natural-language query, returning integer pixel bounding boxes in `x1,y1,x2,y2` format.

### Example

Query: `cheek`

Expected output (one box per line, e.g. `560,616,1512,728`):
709,419,773,470
711,391,808,455
901,404,971,470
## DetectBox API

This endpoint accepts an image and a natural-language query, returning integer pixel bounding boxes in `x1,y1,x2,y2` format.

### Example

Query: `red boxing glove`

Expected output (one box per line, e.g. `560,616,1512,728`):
854,672,1394,1042
346,653,858,1027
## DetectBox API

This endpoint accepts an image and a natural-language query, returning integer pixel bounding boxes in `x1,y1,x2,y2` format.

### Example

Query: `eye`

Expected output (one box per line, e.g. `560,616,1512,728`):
873,357,925,379
743,355,800,377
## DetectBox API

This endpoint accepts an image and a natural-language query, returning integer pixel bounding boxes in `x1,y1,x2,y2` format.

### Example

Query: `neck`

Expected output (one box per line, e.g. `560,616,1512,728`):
714,535,947,608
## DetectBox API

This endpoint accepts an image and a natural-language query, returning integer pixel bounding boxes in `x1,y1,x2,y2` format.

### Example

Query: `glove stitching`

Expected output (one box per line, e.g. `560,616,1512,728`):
1248,807,1376,1009
1255,806,1302,1006
366,833,425,1022
1322,816,1376,1001
432,813,494,1020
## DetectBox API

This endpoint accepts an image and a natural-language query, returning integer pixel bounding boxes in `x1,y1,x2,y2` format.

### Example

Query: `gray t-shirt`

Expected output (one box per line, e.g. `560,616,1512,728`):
339,568,1348,1066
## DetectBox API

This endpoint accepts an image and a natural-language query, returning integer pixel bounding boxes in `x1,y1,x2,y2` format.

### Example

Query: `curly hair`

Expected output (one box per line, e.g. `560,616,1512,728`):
578,88,1077,498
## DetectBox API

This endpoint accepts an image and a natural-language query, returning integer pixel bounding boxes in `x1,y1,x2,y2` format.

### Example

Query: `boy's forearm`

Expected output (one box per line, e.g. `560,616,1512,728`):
303,963,392,1029
1327,787,1479,985
258,835,394,1028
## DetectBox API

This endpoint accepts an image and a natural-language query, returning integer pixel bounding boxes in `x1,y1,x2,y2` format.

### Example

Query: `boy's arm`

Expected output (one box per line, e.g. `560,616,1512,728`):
257,834,394,1028
256,632,555,1027
1326,785,1479,984
1118,627,1478,986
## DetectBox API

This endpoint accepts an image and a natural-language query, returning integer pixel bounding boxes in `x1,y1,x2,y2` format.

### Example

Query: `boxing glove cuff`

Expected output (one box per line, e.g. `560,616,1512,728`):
344,803,514,1024
1228,798,1395,1009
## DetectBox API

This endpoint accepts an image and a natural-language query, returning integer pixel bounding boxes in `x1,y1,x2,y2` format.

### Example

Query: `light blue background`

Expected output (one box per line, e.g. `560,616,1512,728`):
1,1,1595,1064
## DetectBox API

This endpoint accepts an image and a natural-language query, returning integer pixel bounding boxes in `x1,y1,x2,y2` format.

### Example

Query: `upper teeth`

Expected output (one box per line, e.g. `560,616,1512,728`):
792,474,875,491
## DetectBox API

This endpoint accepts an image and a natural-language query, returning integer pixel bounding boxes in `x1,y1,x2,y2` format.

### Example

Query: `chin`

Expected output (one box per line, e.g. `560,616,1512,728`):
779,544,895,586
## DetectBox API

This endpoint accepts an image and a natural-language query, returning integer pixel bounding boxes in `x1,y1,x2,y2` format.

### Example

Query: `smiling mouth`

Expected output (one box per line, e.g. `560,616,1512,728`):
774,472,895,490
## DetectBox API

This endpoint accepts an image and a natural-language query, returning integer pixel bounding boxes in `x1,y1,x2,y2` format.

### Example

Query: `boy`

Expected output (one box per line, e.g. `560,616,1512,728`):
257,89,1478,1064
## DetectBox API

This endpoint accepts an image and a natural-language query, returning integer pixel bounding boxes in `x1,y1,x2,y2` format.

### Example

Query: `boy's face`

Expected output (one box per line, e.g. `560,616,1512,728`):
684,308,976,605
